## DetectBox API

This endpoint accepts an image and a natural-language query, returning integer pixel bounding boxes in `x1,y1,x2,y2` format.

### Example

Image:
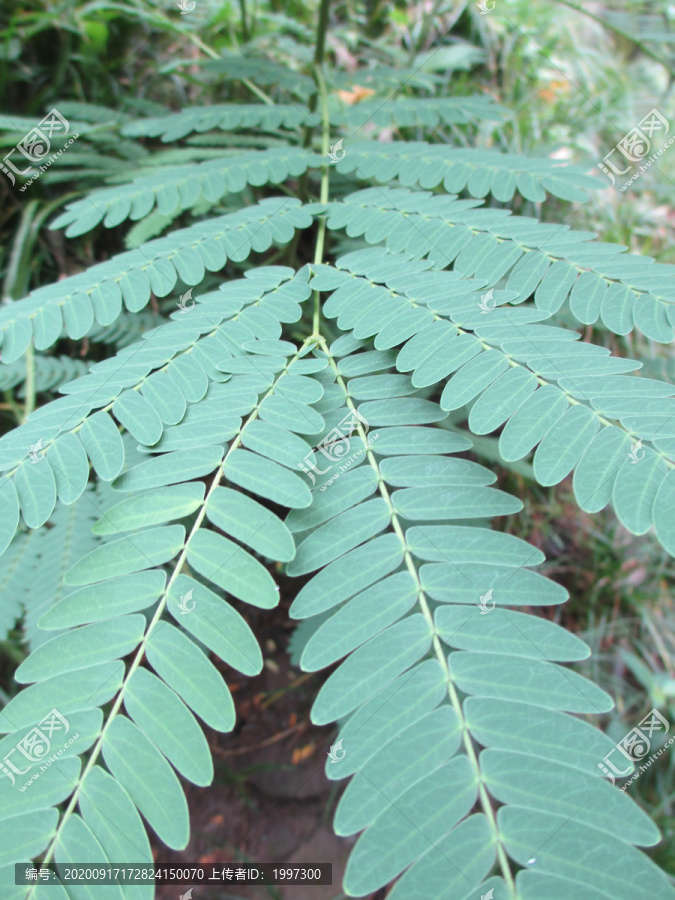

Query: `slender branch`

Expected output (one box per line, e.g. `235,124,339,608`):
319,336,517,897
239,0,250,42
312,65,331,335
313,0,331,68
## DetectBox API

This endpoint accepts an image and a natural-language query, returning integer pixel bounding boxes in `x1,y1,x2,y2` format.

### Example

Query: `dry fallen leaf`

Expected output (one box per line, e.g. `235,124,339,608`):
337,85,376,105
291,742,316,765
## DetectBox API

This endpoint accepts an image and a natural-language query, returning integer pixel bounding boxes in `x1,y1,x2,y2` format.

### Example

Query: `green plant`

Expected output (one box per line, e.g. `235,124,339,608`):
1,4,675,900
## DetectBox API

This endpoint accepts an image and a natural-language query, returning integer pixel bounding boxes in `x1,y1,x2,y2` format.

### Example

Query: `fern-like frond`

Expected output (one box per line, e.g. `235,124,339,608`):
0,482,111,645
203,53,318,100
0,333,326,885
286,342,673,900
331,95,508,129
86,310,165,349
0,269,311,556
121,104,319,143
335,141,601,202
50,149,319,236
0,355,88,396
310,247,675,555
319,187,675,342
0,199,312,364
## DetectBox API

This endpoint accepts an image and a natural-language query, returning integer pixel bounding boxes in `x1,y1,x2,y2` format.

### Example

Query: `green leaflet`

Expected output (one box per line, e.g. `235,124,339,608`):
124,668,213,786
326,659,447,780
290,533,404,618
391,485,522,520
13,457,57,529
465,698,618,775
448,651,613,713
286,466,379,531
370,426,472,456
78,767,154,899
501,808,674,900
223,449,312,508
334,705,462,835
101,716,189,850
167,575,263,675
406,525,544,566
206,486,295,561
311,614,433,724
93,483,205,534
422,563,567,606
0,478,19,558
533,405,600,485
481,749,658,846
110,446,223,492
287,498,391,575
387,814,495,900
38,571,166,629
64,525,186,585
144,623,235,732
468,365,539,435
46,433,90,506
186,529,279,608
343,755,477,896
14,615,146,683
53,816,126,900
78,411,125,481
379,455,496,487
498,384,568,460
0,662,125,731
0,809,59,870
301,571,418,670
612,450,669,535
654,469,675,555
435,606,589,661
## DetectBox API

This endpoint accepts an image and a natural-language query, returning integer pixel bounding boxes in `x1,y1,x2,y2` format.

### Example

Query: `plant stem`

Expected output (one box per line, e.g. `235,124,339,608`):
311,13,332,335
239,0,250,41
314,0,331,68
